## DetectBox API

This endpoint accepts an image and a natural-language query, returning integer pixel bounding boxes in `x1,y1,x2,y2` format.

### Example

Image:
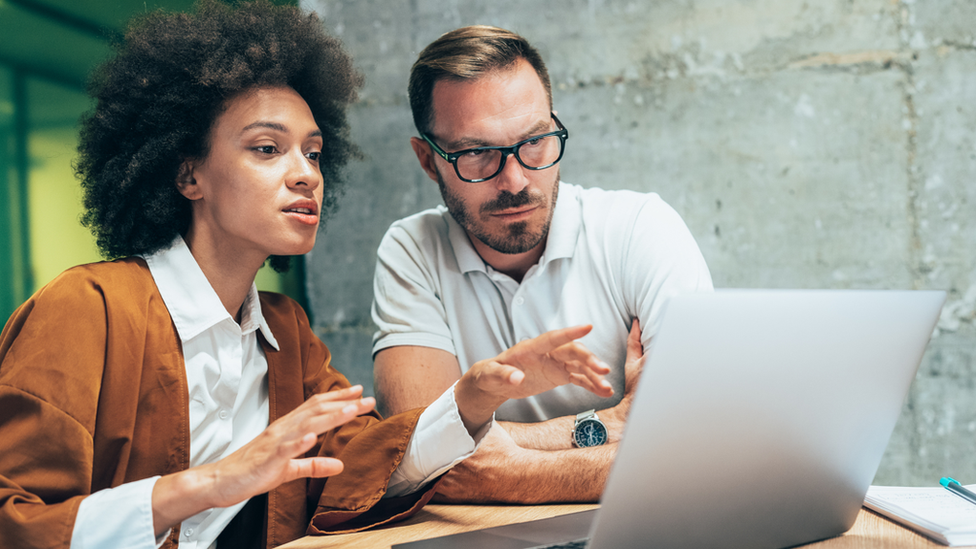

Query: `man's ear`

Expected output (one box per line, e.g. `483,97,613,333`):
410,137,441,183
175,160,202,200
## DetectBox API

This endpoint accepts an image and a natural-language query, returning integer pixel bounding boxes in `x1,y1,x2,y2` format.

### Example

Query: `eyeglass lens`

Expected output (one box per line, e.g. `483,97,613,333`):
455,135,563,181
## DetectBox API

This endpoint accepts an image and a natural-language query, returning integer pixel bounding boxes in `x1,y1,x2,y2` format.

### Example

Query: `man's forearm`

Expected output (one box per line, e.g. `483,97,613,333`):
500,418,575,450
500,408,627,451
433,443,617,504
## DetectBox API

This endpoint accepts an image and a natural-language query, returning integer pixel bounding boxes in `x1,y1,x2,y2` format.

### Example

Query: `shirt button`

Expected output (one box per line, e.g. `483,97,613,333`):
184,529,194,537
515,296,524,306
218,410,229,420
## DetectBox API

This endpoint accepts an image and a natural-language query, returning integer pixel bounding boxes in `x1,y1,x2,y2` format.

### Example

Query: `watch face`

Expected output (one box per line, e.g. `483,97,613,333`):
574,419,608,447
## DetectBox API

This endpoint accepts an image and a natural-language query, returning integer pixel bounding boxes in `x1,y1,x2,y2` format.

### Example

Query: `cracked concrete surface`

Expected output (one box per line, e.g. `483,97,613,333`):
301,0,976,486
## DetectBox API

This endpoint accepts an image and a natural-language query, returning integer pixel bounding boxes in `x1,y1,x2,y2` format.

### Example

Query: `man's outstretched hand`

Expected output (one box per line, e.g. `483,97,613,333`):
454,325,613,435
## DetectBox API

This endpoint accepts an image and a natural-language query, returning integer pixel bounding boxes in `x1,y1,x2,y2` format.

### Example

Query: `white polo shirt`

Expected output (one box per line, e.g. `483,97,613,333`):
372,182,713,422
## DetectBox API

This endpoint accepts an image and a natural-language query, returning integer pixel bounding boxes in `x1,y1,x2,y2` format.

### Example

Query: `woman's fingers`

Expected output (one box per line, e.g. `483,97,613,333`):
280,388,376,441
287,456,345,480
300,396,375,431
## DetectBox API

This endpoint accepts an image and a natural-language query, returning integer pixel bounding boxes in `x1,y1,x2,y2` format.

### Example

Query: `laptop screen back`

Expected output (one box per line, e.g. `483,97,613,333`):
589,290,945,549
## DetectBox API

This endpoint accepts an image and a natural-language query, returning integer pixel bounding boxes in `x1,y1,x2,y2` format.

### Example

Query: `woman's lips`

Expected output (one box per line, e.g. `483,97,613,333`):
283,200,319,225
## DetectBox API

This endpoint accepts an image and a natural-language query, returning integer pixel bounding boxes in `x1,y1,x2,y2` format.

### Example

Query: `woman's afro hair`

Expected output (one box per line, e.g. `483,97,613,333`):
76,0,363,269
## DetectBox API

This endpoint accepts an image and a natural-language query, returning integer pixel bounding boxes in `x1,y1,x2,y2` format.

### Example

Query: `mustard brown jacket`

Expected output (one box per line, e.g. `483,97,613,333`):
0,258,435,549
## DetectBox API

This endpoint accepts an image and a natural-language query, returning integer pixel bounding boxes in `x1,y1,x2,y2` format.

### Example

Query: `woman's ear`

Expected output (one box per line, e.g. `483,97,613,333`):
175,160,202,200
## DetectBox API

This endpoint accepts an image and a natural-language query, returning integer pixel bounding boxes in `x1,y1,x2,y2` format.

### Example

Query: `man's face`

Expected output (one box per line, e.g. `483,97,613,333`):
414,59,561,258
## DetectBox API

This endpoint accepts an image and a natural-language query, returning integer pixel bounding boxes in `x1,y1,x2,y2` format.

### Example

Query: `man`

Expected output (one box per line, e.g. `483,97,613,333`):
371,25,712,503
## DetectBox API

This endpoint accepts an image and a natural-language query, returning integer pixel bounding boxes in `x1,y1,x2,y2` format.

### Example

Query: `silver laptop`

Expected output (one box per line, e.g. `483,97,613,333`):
395,289,946,549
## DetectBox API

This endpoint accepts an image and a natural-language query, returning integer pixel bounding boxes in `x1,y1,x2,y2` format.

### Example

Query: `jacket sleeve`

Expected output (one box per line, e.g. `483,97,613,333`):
306,406,441,535
0,274,109,549
257,292,440,537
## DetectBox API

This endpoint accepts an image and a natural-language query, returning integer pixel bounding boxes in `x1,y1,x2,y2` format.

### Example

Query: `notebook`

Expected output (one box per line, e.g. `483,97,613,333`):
395,289,946,549
864,484,976,545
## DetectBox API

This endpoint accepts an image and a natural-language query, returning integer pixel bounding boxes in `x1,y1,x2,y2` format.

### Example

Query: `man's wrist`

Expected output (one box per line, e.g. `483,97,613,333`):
454,370,506,436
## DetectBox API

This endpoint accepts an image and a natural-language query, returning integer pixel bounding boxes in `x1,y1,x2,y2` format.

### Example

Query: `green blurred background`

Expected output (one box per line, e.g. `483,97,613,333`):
0,0,302,322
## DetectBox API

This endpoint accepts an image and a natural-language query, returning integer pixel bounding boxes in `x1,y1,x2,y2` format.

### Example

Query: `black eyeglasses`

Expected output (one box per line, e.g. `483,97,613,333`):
421,113,568,183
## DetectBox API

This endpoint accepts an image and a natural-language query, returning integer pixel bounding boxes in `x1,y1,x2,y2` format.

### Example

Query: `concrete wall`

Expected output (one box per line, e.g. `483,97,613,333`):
301,0,976,486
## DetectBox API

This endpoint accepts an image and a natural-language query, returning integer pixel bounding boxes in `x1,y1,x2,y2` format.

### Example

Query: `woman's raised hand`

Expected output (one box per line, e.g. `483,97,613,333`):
151,385,374,536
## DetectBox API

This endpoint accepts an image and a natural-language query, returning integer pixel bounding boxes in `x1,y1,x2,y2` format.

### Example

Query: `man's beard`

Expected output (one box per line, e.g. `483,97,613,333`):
436,169,559,255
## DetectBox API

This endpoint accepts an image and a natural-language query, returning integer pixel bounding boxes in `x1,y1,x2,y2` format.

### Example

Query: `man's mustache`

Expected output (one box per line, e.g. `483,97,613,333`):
480,188,543,214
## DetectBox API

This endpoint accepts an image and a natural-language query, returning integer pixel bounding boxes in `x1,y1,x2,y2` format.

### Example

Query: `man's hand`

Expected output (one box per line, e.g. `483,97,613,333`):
151,385,375,536
432,423,522,503
453,325,613,435
601,319,646,441
433,423,614,504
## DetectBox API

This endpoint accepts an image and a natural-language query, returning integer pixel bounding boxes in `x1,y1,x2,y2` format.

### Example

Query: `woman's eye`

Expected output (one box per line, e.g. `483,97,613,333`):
255,145,278,154
307,151,321,161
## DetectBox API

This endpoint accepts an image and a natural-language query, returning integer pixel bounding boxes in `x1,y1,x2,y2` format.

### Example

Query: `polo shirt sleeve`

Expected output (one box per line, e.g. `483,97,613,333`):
624,195,714,352
371,223,457,357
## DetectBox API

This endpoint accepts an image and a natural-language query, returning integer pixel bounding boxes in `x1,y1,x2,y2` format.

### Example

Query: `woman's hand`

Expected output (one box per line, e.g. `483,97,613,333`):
454,325,613,434
151,385,374,536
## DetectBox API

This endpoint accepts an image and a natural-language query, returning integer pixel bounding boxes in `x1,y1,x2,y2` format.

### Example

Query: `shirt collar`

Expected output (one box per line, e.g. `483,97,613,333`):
539,181,580,263
447,181,581,274
142,235,280,350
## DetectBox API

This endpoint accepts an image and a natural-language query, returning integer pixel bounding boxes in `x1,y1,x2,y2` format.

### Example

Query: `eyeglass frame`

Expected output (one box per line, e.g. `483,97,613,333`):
420,113,569,183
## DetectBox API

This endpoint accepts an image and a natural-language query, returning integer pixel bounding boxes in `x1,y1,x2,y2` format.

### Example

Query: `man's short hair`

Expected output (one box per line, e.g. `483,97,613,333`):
408,25,552,136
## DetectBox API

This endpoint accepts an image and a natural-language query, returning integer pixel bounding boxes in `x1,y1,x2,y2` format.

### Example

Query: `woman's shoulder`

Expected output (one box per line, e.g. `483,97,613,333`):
34,257,155,300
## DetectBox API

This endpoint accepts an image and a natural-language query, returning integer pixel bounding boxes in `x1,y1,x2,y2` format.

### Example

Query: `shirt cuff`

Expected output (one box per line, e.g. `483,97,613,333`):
385,381,492,497
71,476,167,549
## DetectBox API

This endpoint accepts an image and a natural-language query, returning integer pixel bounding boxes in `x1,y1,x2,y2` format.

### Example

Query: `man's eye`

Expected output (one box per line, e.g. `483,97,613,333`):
462,149,488,158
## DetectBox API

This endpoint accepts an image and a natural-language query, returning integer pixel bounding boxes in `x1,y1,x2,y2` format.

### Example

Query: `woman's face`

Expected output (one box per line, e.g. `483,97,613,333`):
180,86,324,263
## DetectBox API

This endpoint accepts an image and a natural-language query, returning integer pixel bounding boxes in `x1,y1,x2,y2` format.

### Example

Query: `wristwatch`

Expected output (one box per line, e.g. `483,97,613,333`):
572,409,608,448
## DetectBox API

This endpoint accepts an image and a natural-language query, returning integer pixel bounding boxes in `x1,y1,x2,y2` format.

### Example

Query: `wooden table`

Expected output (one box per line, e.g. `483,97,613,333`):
279,504,953,549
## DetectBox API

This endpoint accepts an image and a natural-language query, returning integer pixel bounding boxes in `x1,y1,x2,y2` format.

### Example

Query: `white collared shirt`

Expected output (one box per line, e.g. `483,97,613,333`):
373,182,713,422
70,236,486,549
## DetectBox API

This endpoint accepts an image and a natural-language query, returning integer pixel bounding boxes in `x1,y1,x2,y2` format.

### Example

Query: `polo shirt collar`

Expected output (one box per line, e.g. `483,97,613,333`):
445,209,488,274
142,235,280,350
540,181,581,264
446,181,580,275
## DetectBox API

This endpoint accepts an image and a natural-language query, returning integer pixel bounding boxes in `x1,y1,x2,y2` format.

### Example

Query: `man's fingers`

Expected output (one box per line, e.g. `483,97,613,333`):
564,360,614,397
475,361,526,391
531,325,593,352
548,343,610,375
568,373,615,398
626,319,644,362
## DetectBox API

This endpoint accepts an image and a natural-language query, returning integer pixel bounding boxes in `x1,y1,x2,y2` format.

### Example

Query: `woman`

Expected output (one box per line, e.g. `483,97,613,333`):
0,2,613,548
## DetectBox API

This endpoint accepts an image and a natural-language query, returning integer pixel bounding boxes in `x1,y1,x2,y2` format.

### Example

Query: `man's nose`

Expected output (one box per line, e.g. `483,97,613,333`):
491,152,530,195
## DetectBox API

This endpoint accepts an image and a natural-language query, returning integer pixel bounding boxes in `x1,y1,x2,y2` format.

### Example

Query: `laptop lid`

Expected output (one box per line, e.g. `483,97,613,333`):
588,289,945,548
395,289,945,549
